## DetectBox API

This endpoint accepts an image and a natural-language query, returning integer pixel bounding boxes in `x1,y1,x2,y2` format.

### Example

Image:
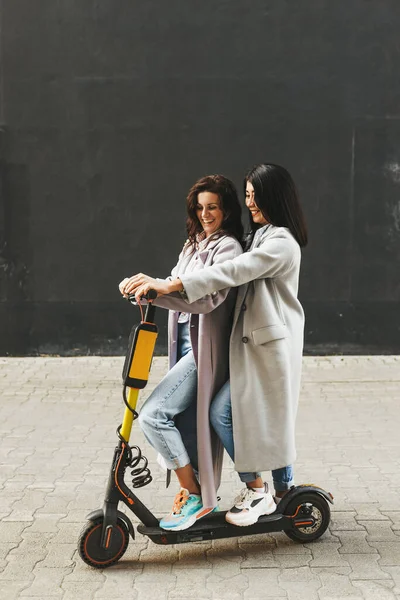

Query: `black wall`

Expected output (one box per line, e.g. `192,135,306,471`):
1,1,399,355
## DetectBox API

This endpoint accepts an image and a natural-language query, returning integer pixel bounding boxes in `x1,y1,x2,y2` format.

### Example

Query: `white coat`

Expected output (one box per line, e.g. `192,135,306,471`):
180,224,304,472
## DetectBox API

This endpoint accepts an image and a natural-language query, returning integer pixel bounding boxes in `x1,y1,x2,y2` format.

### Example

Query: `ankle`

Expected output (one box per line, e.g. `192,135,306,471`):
246,481,267,495
183,484,200,496
246,477,264,489
175,464,200,496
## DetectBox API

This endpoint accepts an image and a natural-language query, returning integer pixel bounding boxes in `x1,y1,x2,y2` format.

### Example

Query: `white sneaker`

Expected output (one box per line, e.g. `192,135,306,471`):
225,483,276,527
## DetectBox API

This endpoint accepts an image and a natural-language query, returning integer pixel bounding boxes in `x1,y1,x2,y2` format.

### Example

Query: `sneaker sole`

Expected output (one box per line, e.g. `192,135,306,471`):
225,502,277,527
160,506,215,532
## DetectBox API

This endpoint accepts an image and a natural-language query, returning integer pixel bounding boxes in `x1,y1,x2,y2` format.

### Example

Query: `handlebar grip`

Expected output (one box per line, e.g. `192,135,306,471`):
146,289,158,301
128,289,157,303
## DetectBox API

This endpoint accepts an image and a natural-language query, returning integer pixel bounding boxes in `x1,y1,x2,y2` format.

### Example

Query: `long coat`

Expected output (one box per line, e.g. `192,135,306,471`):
153,234,243,508
180,224,305,473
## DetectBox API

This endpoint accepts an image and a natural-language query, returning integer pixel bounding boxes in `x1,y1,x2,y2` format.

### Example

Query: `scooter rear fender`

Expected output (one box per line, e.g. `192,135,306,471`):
278,485,334,514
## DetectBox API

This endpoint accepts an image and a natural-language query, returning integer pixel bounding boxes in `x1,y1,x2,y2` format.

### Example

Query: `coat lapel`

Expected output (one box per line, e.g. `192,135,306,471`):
176,245,195,274
197,235,228,265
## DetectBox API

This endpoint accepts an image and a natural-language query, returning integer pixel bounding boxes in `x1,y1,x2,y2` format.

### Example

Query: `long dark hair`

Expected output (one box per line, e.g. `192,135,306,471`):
244,163,308,247
186,175,244,248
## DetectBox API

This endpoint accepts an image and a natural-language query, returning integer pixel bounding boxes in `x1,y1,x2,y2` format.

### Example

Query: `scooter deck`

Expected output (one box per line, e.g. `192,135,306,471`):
137,508,291,544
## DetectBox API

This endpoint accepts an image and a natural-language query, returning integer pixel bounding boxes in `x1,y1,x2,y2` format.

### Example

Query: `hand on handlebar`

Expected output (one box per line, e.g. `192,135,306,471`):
119,278,131,298
127,289,157,303
119,273,172,303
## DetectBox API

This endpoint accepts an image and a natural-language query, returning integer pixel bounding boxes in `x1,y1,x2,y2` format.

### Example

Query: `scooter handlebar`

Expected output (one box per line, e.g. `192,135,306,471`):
127,289,158,304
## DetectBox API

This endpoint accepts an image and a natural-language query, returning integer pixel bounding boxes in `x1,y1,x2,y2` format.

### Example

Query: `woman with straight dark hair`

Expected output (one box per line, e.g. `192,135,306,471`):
126,163,308,527
119,174,243,531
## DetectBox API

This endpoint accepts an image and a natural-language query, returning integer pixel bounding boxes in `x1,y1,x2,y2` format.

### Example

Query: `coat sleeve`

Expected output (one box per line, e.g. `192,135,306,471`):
180,230,299,304
153,238,243,314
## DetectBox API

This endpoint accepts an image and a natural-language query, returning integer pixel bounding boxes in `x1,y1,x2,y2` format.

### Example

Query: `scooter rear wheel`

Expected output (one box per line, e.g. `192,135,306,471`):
78,516,129,568
284,493,330,543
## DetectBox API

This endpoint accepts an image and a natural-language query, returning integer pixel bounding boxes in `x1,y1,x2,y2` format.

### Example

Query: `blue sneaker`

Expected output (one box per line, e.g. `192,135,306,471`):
159,488,213,531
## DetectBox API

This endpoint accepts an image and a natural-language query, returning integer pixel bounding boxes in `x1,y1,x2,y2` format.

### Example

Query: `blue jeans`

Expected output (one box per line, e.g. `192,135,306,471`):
138,322,198,470
210,380,294,491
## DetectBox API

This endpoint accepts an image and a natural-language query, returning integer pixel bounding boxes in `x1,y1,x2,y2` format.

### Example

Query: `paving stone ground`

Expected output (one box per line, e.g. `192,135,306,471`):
0,355,399,599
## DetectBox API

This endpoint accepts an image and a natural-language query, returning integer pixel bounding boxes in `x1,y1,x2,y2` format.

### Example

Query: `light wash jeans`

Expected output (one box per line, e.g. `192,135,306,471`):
210,380,294,491
138,322,197,470
139,321,294,491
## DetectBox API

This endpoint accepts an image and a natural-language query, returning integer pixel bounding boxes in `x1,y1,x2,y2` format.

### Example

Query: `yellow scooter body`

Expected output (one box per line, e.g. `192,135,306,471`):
120,322,158,442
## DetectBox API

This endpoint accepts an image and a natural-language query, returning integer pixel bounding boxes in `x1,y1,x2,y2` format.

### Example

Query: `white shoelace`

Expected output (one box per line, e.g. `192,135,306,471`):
233,487,265,509
233,488,251,505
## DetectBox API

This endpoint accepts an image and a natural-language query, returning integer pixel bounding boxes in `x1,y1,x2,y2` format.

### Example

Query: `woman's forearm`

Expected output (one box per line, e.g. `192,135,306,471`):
167,278,184,293
180,233,298,304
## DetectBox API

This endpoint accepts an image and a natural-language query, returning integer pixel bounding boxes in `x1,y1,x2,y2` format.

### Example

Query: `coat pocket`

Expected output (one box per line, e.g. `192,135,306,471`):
251,324,288,346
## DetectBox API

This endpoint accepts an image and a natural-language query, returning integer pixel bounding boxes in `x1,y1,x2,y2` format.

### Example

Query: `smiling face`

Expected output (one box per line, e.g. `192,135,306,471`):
245,180,268,225
195,191,224,237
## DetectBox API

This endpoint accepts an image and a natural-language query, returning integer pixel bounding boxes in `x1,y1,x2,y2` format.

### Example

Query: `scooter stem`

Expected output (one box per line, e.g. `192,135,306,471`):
120,388,139,442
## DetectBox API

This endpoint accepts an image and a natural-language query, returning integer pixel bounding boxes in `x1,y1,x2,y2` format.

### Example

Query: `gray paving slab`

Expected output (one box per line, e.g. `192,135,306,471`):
0,355,399,599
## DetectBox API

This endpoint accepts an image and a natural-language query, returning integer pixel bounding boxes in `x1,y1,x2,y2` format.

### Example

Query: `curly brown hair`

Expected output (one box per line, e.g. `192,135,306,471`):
186,175,244,249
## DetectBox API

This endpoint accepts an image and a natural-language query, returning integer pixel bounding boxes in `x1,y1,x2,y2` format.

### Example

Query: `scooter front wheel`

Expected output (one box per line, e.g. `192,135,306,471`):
284,492,331,543
78,516,129,568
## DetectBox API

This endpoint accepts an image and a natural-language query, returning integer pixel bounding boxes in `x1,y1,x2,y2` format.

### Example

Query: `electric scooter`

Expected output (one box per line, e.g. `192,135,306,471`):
78,292,333,568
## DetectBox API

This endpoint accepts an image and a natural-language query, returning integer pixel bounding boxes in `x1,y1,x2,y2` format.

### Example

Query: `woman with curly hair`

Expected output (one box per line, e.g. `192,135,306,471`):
120,174,243,531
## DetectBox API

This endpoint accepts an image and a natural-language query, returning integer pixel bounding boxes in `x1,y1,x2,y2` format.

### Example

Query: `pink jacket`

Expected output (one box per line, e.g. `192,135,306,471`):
154,234,243,508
